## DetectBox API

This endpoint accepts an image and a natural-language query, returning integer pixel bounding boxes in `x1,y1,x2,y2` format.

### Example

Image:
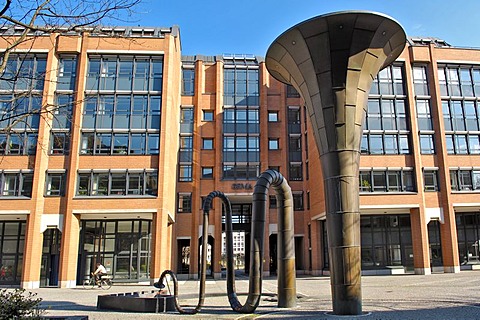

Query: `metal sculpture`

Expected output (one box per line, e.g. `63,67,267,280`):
158,169,296,314
265,11,406,315
226,169,296,312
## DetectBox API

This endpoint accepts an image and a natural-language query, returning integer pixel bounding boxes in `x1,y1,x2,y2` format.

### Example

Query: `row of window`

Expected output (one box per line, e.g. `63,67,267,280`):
5,167,480,199
0,172,33,197
79,132,159,155
438,66,480,98
82,94,161,130
359,169,415,193
177,192,305,213
86,56,163,92
0,94,42,130
0,133,37,155
77,170,157,196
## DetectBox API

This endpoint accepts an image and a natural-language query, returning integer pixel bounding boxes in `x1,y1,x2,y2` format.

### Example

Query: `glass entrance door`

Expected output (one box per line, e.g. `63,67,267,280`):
428,220,443,268
40,228,61,287
77,219,151,284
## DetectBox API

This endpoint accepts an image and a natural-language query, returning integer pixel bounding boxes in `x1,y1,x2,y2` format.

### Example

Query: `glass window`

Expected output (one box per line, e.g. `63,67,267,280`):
179,165,192,182
469,135,480,154
413,66,429,96
202,138,213,150
147,133,159,155
129,133,145,154
112,133,128,154
134,58,149,91
117,59,133,91
182,68,195,96
140,173,156,196
373,171,387,192
269,195,277,209
420,134,435,154
455,134,468,154
464,101,478,131
95,133,112,154
293,192,304,211
177,193,192,213
180,108,194,134
384,135,398,154
286,84,300,98
0,172,31,197
447,68,461,96
57,57,77,91
423,170,439,191
110,174,126,195
459,170,473,190
92,173,109,195
269,138,279,150
416,99,433,131
359,171,372,192
446,134,455,154
82,56,162,156
387,171,401,191
203,110,214,121
45,173,66,196
128,173,144,195
201,167,213,179
268,111,278,122
460,68,474,97
289,163,303,181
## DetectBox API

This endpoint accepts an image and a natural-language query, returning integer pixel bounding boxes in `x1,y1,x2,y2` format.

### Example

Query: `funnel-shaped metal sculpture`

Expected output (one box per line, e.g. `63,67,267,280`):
266,11,406,315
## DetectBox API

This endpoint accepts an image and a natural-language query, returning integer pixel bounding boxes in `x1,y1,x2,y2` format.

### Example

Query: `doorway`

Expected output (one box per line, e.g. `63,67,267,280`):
199,235,214,278
428,220,443,269
40,228,61,287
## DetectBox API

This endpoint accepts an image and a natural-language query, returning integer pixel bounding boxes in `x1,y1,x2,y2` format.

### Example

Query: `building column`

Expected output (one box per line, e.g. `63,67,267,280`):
58,213,80,288
150,210,170,283
308,220,324,276
410,208,431,275
440,205,460,273
21,213,43,289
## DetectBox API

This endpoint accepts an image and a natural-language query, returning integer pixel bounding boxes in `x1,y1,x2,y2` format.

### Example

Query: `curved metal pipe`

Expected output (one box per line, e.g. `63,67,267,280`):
159,170,296,314
227,169,296,313
157,191,230,314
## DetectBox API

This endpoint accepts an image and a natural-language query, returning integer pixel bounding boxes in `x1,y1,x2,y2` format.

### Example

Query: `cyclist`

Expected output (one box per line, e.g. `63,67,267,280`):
92,262,107,286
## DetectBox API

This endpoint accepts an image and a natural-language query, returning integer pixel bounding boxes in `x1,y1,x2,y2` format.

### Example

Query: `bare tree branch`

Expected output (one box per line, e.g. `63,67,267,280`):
0,0,143,156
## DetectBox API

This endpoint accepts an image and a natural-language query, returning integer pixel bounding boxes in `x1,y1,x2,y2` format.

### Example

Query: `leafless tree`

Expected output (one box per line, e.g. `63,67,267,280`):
0,0,141,155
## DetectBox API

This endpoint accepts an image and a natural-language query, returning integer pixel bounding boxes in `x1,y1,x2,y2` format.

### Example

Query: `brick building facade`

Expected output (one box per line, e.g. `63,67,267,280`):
1,27,480,288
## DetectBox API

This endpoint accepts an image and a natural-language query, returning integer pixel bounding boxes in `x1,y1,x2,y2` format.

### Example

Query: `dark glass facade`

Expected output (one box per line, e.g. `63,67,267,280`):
77,219,152,283
0,221,25,285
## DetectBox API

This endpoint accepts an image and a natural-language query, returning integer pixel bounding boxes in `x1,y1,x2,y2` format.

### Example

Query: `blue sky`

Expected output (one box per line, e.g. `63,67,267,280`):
128,0,480,56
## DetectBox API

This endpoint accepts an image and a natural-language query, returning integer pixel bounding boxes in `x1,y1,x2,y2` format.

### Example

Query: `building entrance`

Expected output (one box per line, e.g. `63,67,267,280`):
222,203,251,275
40,228,61,287
428,220,443,269
77,219,151,284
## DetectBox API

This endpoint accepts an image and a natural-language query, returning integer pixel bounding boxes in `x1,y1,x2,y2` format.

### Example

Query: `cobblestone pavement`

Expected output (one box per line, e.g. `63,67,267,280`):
27,271,480,319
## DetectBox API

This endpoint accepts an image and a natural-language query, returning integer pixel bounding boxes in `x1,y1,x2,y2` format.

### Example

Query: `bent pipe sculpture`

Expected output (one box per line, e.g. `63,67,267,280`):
158,170,296,314
265,11,406,315
227,169,296,312
156,191,227,314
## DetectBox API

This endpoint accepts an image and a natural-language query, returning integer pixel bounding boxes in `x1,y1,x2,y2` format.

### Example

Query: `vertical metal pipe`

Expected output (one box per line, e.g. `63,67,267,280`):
157,191,218,314
226,169,296,312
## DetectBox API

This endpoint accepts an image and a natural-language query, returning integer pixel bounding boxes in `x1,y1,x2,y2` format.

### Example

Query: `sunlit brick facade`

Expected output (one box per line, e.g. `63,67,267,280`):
1,28,480,288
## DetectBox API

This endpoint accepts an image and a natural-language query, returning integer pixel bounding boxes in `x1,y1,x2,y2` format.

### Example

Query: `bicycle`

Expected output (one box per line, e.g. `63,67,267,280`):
82,274,112,290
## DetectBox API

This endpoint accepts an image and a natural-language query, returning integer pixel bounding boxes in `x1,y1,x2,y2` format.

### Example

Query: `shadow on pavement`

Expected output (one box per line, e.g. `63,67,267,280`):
40,301,96,311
